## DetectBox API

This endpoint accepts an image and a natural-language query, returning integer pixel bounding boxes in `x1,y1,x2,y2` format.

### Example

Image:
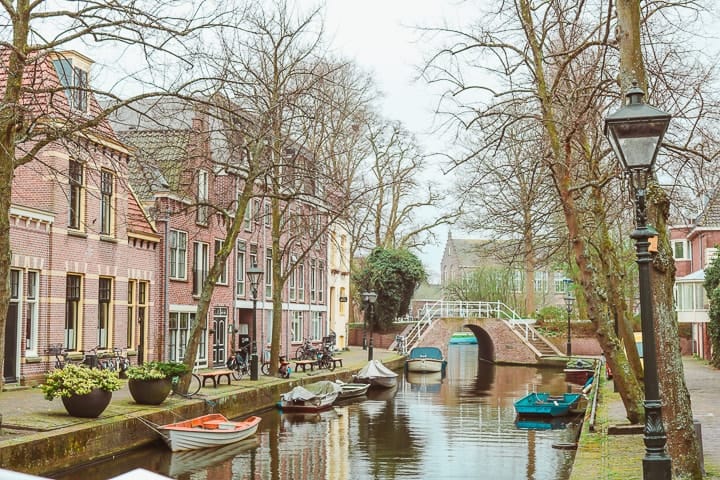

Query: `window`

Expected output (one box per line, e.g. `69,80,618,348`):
254,199,261,225
236,241,246,297
169,230,187,280
534,271,548,293
244,199,253,231
289,259,297,301
65,275,82,350
193,242,209,296
310,260,317,302
249,244,258,273
298,263,305,301
291,312,303,342
264,202,270,227
137,282,148,350
311,311,322,341
215,239,228,285
169,312,203,362
127,280,136,349
98,278,112,348
100,170,114,235
318,261,324,302
339,287,346,315
25,271,38,354
68,160,84,230
672,240,690,260
265,248,273,298
197,170,208,224
53,58,88,112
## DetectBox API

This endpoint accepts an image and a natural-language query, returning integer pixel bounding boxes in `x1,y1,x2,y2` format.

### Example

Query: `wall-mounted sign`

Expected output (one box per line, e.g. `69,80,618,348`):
339,296,348,302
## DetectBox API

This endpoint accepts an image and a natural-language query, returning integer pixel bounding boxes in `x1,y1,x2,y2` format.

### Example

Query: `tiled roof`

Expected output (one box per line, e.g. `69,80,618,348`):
126,185,157,237
695,188,720,227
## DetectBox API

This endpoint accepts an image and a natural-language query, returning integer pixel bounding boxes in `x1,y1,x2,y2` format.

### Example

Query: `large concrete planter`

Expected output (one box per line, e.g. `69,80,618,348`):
128,378,173,405
61,388,112,418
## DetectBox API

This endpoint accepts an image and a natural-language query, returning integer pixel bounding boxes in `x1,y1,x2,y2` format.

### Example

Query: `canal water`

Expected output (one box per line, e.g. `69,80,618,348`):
49,345,582,480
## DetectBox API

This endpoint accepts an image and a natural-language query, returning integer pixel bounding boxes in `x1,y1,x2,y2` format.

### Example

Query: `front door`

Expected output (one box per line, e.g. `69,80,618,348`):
4,270,20,383
212,307,227,366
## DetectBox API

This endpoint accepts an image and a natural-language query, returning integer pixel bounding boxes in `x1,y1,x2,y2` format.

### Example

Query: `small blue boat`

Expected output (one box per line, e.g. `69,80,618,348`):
513,392,581,417
405,347,447,373
448,332,477,345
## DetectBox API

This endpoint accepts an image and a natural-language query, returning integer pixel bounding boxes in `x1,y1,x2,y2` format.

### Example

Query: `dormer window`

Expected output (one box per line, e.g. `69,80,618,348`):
52,52,91,113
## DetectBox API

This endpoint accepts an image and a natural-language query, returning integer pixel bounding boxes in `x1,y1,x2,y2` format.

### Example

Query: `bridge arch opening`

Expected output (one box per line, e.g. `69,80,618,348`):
464,325,495,363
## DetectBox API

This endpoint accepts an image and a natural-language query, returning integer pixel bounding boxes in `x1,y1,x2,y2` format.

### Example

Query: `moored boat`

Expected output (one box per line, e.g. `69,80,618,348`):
335,380,371,400
159,413,261,452
563,358,595,385
513,392,581,417
354,360,398,388
278,380,342,413
405,346,446,373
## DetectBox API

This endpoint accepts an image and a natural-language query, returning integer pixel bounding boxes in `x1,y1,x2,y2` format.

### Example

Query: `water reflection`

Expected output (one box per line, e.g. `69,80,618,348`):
48,346,578,480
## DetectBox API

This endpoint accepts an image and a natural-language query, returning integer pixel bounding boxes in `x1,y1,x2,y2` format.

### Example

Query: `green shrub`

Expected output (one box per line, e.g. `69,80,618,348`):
40,364,121,400
126,361,189,380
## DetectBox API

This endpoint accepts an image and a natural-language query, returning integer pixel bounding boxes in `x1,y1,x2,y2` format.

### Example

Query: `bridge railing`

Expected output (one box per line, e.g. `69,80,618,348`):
400,301,526,352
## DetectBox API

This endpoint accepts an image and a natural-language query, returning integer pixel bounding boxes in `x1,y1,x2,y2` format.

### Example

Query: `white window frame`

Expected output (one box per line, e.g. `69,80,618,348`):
197,170,209,225
311,311,322,341
193,241,209,296
169,230,187,280
291,311,303,342
236,240,246,297
672,240,691,260
25,270,39,356
214,239,228,285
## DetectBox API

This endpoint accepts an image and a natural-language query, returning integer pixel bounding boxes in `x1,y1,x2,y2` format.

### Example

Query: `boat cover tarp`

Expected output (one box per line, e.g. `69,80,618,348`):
408,347,444,360
281,381,341,402
356,360,398,380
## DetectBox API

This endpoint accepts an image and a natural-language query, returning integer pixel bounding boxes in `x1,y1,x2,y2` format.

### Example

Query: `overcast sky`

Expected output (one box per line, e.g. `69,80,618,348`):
323,1,476,281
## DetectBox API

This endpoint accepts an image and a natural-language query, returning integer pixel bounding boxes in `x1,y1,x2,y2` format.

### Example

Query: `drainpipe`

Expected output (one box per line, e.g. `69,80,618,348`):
162,207,171,362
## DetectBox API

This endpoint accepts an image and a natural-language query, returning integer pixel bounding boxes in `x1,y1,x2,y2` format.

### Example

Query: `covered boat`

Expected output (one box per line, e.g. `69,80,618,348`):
159,413,261,452
563,358,595,385
278,380,342,412
354,360,398,388
513,392,581,417
405,346,446,373
335,380,370,400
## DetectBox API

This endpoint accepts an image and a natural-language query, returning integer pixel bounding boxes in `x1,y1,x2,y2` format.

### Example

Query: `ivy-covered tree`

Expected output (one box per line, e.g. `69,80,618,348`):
353,247,426,331
703,250,720,368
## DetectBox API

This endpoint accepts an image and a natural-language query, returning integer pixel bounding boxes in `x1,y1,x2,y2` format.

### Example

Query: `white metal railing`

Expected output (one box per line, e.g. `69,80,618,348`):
401,301,525,351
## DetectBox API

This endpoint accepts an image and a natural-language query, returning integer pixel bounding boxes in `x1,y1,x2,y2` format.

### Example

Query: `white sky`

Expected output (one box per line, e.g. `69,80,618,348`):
323,1,475,282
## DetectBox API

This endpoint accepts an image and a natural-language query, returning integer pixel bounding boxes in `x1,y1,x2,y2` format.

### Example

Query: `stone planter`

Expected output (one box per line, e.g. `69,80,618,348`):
128,378,173,405
61,388,113,418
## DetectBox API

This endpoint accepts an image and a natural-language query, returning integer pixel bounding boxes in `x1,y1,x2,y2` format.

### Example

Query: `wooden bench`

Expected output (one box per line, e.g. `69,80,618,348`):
293,360,317,372
330,358,343,368
198,369,233,388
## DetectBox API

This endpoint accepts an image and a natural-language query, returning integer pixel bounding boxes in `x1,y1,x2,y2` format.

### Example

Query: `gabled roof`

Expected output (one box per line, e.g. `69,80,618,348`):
126,185,158,238
694,188,720,227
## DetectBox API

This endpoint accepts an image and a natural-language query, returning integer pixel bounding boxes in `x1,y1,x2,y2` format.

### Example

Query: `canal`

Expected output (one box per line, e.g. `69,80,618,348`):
48,345,581,480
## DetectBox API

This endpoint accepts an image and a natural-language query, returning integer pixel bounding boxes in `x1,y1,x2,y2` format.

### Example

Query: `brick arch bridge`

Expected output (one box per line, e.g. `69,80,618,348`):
421,317,548,364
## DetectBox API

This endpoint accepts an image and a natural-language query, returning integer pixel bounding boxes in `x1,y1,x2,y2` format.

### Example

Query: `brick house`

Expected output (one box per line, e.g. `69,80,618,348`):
112,98,331,367
4,50,161,384
670,190,720,360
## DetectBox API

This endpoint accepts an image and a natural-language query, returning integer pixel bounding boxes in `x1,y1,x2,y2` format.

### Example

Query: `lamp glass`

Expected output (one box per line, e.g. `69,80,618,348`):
246,265,263,287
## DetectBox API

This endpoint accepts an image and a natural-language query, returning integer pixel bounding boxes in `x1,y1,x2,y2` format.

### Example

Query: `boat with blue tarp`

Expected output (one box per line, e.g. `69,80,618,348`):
448,332,477,344
405,346,447,373
513,392,581,417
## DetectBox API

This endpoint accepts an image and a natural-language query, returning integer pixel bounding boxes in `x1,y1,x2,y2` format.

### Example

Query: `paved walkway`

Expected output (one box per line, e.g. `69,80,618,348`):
0,347,394,434
572,356,720,479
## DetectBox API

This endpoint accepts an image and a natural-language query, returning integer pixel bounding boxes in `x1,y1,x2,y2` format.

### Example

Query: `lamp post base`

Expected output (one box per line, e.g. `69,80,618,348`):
643,458,671,480
368,341,374,361
250,353,259,381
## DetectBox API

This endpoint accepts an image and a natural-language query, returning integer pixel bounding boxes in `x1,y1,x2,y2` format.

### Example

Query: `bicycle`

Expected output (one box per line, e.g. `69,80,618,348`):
261,354,291,378
316,346,336,371
226,346,250,380
170,370,202,397
46,344,68,369
295,338,319,361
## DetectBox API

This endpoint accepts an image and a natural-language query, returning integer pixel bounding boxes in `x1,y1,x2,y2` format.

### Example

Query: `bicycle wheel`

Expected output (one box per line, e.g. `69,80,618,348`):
231,363,244,381
295,347,305,360
261,362,270,376
187,374,202,396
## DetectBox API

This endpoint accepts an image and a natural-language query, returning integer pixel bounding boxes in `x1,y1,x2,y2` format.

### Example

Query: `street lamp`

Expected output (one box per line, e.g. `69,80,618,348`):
246,265,264,381
361,291,378,361
605,83,672,480
564,292,575,358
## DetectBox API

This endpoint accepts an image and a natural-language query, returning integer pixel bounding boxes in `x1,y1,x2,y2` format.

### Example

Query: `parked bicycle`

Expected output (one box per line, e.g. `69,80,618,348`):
170,369,202,397
97,347,132,375
46,344,69,369
316,346,336,371
261,354,291,378
295,338,319,361
226,346,251,380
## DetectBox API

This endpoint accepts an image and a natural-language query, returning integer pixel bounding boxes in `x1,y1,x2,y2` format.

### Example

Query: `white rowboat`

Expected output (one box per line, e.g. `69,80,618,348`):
159,413,261,452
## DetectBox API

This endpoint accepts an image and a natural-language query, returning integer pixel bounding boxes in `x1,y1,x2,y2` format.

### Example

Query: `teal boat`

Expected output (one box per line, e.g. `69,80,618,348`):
513,392,581,417
448,332,477,345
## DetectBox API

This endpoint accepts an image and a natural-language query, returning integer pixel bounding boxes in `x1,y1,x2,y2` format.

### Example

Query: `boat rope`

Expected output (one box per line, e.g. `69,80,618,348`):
132,415,168,439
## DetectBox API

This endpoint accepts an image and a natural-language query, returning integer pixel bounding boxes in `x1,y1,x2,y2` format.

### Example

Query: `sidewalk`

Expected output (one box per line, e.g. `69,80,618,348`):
571,356,720,479
0,346,396,438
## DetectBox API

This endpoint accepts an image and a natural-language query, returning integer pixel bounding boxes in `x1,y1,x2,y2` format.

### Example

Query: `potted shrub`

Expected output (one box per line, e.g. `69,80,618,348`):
40,364,121,418
126,361,189,405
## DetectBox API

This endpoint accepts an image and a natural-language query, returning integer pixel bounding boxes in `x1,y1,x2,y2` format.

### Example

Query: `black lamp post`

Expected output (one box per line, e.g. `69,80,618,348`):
605,83,672,480
564,292,575,358
246,265,263,381
361,291,378,361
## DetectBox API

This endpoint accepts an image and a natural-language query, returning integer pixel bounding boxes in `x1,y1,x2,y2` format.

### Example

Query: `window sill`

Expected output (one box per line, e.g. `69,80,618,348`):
67,230,87,239
170,277,187,282
100,235,118,243
25,355,41,364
